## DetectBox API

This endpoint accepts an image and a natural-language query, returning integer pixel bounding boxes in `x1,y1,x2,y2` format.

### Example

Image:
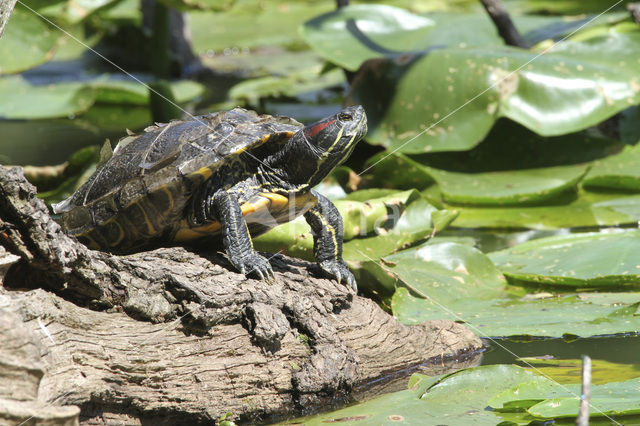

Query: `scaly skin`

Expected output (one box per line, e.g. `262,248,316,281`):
208,106,367,290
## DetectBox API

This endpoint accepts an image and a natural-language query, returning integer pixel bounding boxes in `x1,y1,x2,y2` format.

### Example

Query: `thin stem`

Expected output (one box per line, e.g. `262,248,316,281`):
576,355,591,426
479,0,527,48
0,0,18,38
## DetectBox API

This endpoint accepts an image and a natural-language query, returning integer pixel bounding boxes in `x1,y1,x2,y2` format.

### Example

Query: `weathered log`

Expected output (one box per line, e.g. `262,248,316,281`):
0,166,483,423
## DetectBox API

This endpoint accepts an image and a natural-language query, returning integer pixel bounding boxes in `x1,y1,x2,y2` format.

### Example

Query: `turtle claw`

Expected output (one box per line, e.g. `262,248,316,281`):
235,252,275,283
319,259,357,292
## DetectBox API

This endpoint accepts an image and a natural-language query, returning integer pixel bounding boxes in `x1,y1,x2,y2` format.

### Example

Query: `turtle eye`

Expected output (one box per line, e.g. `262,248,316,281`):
339,112,353,121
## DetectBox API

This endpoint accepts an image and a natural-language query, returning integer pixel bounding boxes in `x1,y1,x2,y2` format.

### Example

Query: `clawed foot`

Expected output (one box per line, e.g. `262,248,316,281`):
234,252,275,283
319,259,357,292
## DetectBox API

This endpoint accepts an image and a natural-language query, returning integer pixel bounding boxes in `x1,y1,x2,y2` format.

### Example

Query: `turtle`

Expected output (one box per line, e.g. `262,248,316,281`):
52,105,367,290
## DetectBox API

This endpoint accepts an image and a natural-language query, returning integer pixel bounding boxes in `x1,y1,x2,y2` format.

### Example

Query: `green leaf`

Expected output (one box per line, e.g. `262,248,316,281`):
0,75,95,119
0,74,203,119
488,230,640,288
301,6,616,72
348,31,640,153
158,0,231,11
32,0,124,24
583,144,640,191
294,365,540,425
381,241,506,302
0,8,57,75
451,190,640,230
514,357,640,386
91,77,204,105
190,2,333,54
491,376,640,419
429,164,589,206
392,289,640,338
228,67,344,106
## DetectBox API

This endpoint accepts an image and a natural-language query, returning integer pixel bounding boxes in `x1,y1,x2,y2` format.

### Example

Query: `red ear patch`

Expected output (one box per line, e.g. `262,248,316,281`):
304,119,336,138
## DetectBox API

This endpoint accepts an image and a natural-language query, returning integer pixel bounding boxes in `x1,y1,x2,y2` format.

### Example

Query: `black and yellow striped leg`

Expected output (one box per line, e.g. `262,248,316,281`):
304,190,356,291
211,190,274,281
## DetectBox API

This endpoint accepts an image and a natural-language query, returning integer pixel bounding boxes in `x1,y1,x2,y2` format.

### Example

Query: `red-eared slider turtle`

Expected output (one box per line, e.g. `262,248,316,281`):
53,106,367,290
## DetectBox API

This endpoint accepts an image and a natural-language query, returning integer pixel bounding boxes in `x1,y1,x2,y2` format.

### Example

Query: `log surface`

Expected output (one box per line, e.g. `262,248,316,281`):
0,166,483,424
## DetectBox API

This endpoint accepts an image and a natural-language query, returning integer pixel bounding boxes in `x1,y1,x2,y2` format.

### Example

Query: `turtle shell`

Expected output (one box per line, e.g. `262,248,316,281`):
53,108,303,253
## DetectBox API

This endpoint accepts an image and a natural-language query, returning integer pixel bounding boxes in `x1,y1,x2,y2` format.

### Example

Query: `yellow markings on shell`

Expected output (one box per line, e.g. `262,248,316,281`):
308,209,338,260
157,186,175,216
104,218,126,248
189,166,213,181
174,218,222,242
132,201,157,235
259,192,289,209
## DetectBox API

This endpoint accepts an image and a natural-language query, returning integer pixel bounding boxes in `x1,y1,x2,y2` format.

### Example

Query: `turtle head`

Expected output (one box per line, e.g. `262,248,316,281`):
277,105,367,187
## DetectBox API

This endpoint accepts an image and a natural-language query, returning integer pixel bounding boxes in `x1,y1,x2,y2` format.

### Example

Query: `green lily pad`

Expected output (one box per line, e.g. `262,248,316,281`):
488,230,640,288
301,6,616,72
0,8,57,75
490,375,640,420
189,2,332,54
33,0,123,24
392,288,640,338
228,67,344,106
0,75,95,119
293,365,540,425
583,145,640,191
515,357,640,385
0,74,203,119
429,163,589,206
347,31,640,153
450,190,640,230
380,241,506,302
158,0,231,11
91,77,204,105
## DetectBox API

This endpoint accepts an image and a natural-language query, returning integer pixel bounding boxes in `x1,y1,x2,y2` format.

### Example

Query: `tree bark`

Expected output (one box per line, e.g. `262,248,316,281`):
0,0,18,38
479,0,527,48
0,165,483,424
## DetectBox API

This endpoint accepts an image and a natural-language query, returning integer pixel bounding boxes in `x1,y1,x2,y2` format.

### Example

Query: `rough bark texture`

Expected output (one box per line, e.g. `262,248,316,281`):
479,0,527,48
0,0,18,38
0,166,483,424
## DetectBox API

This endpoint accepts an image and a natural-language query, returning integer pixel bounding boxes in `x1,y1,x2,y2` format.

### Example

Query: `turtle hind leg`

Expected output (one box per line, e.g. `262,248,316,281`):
304,190,356,292
211,190,275,282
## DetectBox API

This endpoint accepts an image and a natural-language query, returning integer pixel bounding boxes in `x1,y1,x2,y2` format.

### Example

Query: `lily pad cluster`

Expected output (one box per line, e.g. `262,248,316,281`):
294,365,640,425
0,0,205,121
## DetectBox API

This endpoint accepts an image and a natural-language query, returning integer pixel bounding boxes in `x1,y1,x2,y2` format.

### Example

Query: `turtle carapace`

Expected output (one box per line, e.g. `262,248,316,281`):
53,106,368,290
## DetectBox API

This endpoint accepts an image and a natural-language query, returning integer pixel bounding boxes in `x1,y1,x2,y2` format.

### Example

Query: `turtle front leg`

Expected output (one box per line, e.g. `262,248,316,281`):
304,190,356,292
211,190,274,281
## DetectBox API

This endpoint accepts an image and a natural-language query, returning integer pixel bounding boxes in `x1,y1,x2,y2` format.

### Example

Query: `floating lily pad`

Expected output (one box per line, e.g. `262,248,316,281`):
0,75,94,119
380,241,506,302
294,365,542,425
33,0,123,24
301,6,616,72
91,77,205,105
430,164,589,206
0,74,203,119
450,190,640,230
190,2,333,53
228,67,345,106
490,375,640,420
348,32,640,152
0,8,57,74
583,145,640,191
392,288,640,338
305,5,640,152
515,357,640,385
488,230,640,288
